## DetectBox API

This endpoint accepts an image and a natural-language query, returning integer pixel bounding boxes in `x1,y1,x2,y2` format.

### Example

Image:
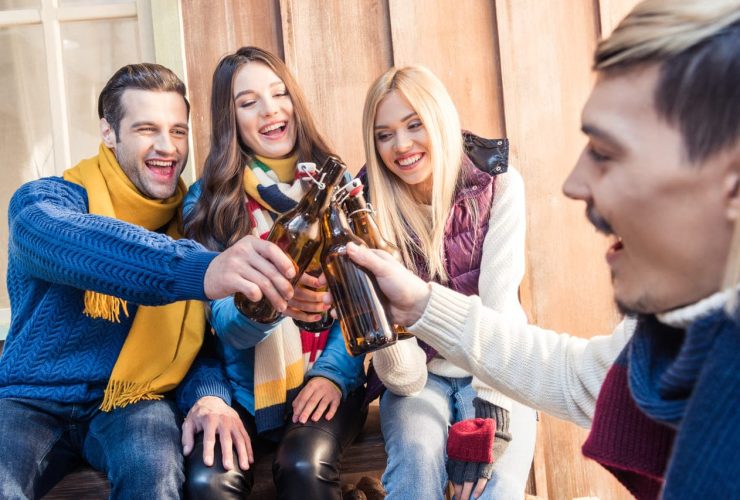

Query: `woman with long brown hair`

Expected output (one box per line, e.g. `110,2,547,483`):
183,46,366,500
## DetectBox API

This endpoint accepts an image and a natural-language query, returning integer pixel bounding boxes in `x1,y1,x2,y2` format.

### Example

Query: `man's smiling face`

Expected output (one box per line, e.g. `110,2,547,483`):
104,89,189,200
563,64,737,314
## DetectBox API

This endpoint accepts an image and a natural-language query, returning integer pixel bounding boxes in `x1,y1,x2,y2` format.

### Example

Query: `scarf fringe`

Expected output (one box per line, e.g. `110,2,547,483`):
100,379,163,412
83,291,129,323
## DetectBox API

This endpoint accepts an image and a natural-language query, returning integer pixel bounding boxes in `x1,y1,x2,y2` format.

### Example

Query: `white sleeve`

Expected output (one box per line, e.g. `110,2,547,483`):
471,167,528,410
409,283,633,428
370,337,428,396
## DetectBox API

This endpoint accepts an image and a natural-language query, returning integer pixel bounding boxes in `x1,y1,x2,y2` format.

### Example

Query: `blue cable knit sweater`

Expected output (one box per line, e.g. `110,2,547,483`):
0,177,231,413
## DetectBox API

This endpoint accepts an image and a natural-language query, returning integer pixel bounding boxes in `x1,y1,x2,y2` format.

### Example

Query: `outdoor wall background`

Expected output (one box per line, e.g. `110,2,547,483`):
180,1,636,498
0,0,639,497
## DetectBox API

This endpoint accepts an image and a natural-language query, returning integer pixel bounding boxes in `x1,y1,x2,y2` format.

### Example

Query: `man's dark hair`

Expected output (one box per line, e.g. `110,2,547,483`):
595,1,740,163
97,63,190,139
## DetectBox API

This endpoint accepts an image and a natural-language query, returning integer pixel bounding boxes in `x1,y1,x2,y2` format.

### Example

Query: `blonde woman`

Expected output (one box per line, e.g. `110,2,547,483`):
360,65,536,500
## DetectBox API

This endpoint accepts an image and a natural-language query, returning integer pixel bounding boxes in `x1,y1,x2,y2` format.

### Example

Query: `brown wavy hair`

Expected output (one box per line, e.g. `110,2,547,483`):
184,46,333,250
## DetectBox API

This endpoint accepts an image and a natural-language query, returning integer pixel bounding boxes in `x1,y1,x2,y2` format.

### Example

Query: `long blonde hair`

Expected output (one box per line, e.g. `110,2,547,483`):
362,65,466,283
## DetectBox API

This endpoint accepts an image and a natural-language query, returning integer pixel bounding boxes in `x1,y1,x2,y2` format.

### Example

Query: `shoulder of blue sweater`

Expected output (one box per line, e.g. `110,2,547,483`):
20,176,86,196
11,176,88,211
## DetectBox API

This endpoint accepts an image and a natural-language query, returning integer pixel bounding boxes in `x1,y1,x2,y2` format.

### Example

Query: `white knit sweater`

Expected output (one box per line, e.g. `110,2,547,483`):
408,282,632,428
409,284,737,429
371,167,528,411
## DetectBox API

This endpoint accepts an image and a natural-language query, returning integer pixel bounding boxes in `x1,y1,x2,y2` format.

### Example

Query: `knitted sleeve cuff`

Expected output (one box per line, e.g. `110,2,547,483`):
474,397,510,428
475,398,513,464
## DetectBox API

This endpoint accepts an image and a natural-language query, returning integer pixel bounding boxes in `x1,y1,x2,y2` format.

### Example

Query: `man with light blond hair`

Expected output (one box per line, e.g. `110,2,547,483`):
340,0,740,498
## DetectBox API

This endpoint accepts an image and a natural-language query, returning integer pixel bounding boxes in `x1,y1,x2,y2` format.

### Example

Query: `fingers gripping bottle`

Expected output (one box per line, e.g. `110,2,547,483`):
340,179,412,340
235,157,346,323
321,199,397,356
292,247,335,332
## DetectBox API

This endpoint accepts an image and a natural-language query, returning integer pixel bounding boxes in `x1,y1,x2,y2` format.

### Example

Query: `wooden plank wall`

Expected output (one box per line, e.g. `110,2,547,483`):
181,1,638,498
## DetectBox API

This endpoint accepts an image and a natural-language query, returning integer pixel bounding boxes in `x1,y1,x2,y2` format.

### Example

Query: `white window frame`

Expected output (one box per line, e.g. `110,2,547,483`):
0,0,155,176
0,0,192,338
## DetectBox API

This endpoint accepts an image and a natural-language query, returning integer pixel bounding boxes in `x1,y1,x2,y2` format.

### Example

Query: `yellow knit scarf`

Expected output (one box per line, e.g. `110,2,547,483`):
63,144,206,411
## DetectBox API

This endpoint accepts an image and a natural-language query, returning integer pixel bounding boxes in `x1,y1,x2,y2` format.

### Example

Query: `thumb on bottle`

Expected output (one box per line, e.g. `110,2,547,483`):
347,242,389,276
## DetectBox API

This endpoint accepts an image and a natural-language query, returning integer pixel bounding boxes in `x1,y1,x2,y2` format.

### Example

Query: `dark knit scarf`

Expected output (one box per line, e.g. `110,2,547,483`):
583,308,740,499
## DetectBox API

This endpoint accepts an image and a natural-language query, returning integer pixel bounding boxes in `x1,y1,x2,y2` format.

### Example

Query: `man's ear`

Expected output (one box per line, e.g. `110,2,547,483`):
726,168,740,222
100,118,116,149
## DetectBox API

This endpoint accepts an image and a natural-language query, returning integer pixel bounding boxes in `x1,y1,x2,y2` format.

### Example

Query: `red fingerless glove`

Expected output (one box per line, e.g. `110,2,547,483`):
446,417,495,463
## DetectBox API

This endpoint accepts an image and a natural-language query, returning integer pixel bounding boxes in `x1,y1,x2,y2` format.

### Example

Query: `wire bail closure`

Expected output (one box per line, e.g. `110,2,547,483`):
298,162,327,190
334,178,362,204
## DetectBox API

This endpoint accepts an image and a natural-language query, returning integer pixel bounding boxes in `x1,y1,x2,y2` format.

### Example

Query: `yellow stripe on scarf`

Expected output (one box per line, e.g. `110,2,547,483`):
253,358,305,409
63,143,205,411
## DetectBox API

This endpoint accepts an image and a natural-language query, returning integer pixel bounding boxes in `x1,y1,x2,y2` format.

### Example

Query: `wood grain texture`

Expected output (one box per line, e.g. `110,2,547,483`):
598,0,640,38
279,0,392,173
177,2,638,497
388,0,505,138
495,0,627,498
181,0,283,172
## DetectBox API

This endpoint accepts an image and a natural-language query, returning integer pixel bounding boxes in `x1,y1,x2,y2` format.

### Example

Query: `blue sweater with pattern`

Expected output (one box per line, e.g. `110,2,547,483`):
0,177,231,413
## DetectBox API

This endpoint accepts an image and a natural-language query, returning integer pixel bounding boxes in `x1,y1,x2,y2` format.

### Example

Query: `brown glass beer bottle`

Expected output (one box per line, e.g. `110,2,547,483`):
342,179,413,340
321,199,397,356
292,247,334,332
235,157,346,323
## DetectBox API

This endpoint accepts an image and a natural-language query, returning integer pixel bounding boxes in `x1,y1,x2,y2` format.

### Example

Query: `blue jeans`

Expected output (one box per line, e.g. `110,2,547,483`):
0,397,184,499
380,374,537,500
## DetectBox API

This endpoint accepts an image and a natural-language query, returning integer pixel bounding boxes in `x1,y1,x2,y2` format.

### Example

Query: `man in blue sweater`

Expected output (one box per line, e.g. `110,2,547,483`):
0,63,297,499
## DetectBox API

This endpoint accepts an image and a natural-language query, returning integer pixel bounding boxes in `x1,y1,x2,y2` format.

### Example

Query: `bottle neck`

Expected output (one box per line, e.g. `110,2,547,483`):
346,194,382,234
344,193,367,214
297,157,346,216
323,202,352,240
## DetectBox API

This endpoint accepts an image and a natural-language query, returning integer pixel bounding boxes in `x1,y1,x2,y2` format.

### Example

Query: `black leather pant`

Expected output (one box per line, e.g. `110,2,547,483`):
186,387,367,500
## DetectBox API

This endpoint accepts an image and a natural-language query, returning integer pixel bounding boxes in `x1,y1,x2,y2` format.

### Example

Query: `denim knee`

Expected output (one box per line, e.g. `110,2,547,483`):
84,400,184,498
380,380,454,499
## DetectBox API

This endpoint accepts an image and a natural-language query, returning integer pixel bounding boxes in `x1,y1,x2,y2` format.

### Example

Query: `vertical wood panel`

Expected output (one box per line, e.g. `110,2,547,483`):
599,0,640,37
494,0,627,498
280,0,392,173
232,0,284,58
181,0,282,172
181,1,230,172
179,2,636,497
388,0,505,138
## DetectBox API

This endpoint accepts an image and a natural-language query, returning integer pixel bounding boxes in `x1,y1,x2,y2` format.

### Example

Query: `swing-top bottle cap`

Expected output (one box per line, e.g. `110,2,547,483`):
297,162,317,178
348,179,364,197
339,178,363,197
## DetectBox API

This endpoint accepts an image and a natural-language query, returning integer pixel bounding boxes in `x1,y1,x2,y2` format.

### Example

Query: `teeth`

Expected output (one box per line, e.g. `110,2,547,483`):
398,154,422,166
147,160,174,167
261,122,285,134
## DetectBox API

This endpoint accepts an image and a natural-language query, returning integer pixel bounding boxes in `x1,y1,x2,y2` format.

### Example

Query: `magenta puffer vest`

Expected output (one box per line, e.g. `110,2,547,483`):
412,157,495,295
408,158,496,365
364,150,503,404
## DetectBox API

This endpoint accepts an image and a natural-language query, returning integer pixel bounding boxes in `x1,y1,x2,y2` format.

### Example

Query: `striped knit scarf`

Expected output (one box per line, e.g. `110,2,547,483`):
244,155,330,433
583,307,740,499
